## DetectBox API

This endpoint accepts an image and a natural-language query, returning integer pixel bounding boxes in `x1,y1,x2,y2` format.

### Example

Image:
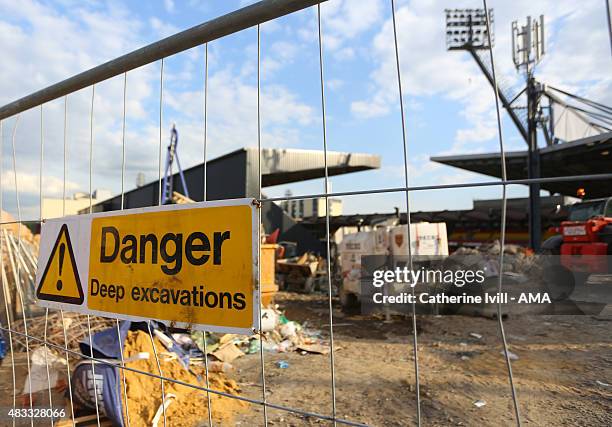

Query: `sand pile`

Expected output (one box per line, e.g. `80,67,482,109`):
121,330,246,426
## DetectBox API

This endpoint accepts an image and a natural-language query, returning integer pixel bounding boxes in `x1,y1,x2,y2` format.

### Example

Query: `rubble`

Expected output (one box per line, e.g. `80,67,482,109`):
188,305,329,363
211,343,244,363
261,308,279,332
296,344,329,355
21,346,67,394
276,252,327,293
0,227,40,321
9,312,115,355
53,302,325,426
448,241,537,276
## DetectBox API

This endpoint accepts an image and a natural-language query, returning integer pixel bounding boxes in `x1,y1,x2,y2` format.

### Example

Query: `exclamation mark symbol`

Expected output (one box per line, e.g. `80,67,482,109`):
56,243,65,291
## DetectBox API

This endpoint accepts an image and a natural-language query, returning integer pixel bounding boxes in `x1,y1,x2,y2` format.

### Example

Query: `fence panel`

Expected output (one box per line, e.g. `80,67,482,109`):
0,1,611,426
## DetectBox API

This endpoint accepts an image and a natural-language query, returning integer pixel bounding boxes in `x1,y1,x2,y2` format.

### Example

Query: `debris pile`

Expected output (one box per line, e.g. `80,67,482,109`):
448,241,537,275
121,330,245,427
69,306,326,426
10,312,115,354
21,346,67,396
0,210,37,245
0,224,41,322
276,252,327,293
188,305,330,366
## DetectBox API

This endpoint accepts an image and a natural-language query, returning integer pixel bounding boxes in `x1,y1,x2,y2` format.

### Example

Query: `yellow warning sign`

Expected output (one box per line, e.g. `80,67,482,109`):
35,199,257,334
36,224,84,304
88,203,255,330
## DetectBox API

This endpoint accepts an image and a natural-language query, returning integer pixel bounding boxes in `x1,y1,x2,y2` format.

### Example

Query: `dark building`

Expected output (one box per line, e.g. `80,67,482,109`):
88,147,380,255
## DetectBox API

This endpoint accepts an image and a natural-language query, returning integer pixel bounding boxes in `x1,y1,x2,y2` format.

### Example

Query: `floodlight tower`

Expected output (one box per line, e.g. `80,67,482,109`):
512,15,545,250
445,9,546,250
446,9,527,140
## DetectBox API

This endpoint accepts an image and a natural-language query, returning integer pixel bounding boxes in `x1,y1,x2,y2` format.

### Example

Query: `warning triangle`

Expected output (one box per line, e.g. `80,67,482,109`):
36,224,84,305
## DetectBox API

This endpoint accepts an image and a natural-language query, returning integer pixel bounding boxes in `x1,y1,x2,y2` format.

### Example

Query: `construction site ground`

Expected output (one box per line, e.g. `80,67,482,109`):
0,291,610,426
234,292,612,426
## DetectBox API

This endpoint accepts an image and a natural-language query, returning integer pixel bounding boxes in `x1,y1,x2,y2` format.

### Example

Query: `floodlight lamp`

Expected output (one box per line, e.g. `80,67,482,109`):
445,8,494,50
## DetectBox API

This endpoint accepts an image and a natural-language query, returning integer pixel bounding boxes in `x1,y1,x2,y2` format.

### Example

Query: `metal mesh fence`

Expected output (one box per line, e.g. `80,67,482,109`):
0,0,610,426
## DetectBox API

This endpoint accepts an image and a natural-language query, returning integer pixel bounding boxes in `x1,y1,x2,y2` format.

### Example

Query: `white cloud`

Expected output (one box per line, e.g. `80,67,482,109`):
333,46,355,61
326,78,345,91
164,0,175,13
379,154,443,182
262,40,299,75
271,41,298,62
1,171,79,197
0,0,157,206
323,0,384,41
351,1,490,126
150,16,179,38
299,0,385,59
351,97,389,118
437,170,479,186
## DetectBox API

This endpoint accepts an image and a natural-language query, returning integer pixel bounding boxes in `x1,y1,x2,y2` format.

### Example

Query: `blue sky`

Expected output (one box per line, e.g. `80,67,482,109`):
0,0,610,220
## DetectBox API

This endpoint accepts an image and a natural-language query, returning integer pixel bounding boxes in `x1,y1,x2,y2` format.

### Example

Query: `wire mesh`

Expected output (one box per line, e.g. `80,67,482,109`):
389,1,421,424
0,1,608,426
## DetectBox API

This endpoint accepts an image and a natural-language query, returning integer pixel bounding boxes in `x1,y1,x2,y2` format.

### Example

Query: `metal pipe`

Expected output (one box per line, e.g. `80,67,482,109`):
316,6,338,424
0,0,325,120
527,75,542,251
483,0,521,424
390,1,420,423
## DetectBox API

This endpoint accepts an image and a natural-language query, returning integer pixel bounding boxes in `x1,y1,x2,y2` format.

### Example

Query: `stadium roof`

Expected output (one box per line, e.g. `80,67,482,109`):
431,132,612,198
90,147,380,212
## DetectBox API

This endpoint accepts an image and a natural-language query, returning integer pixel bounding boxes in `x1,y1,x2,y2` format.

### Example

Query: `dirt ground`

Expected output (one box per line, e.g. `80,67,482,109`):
0,291,610,426
233,292,612,427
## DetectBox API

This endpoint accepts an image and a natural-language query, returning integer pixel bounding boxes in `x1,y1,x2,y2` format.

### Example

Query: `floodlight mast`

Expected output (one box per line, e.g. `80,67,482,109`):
512,15,546,250
445,9,546,250
445,9,528,141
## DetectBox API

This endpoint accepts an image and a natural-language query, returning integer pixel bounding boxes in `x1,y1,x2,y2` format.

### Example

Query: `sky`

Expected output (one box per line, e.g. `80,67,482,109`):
0,0,610,220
